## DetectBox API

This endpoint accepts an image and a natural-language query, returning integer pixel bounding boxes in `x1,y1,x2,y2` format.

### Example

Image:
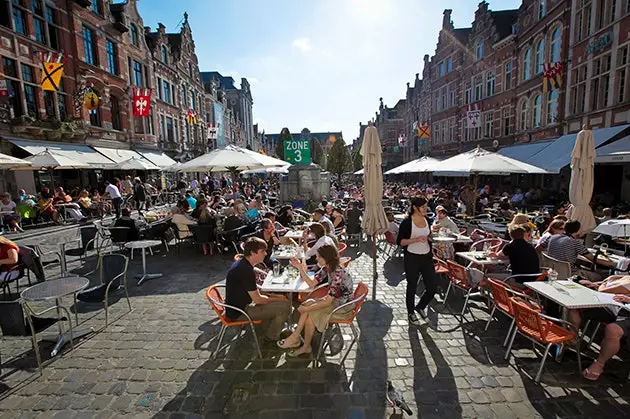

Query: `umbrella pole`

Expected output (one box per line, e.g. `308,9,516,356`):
372,233,377,301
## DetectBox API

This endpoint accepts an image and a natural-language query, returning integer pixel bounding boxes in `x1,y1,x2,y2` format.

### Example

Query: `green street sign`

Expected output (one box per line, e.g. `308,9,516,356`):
284,139,311,164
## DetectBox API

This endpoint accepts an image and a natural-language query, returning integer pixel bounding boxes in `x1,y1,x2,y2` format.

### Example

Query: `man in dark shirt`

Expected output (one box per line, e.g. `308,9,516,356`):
225,237,290,340
490,224,540,285
113,208,141,241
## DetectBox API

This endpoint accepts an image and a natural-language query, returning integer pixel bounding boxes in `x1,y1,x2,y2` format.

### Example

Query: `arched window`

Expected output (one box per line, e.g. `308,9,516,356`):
533,95,542,127
110,96,121,131
130,24,137,46
550,27,562,62
547,90,559,124
520,100,529,131
161,45,168,65
523,49,531,80
476,39,484,60
535,39,545,74
486,71,495,96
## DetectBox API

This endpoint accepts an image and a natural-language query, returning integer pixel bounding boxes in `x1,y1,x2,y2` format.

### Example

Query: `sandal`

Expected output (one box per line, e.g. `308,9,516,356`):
583,361,604,381
277,339,301,349
287,347,312,357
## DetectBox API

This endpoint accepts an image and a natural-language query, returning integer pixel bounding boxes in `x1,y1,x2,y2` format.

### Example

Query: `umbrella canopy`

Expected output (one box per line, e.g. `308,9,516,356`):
567,128,596,235
0,152,31,169
361,125,388,236
354,168,364,175
241,164,290,175
593,219,630,238
162,162,183,172
178,144,288,172
20,149,89,170
432,146,547,176
385,156,440,175
113,157,160,171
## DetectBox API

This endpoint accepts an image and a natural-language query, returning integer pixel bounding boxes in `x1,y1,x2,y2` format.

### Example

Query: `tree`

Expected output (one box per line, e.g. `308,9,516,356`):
326,137,351,181
351,149,363,171
274,127,292,160
311,138,324,166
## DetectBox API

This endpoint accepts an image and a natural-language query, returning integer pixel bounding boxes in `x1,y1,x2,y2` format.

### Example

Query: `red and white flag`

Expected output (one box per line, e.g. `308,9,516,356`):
133,88,152,117
466,104,481,129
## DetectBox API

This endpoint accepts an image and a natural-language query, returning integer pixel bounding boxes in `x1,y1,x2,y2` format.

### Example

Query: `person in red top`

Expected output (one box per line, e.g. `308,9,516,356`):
0,236,20,282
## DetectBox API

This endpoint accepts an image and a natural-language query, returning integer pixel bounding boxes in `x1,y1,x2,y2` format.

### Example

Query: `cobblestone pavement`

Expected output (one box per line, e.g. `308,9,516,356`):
0,227,629,418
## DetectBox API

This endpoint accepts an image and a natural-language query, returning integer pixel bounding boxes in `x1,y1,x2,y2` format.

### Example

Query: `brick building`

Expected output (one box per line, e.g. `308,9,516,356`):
374,97,405,171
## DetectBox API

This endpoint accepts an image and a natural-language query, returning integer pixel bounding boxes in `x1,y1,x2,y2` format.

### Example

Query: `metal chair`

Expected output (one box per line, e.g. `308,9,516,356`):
313,282,368,367
205,285,262,359
443,260,478,317
541,253,572,279
470,238,506,253
107,226,131,252
505,296,579,383
76,253,131,329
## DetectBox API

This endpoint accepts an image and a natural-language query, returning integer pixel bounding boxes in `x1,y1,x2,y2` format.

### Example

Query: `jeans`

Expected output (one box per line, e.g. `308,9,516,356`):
245,301,291,340
404,251,438,313
112,197,123,218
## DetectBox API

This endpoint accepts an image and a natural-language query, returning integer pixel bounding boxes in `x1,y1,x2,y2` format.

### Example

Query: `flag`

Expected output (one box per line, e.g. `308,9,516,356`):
207,123,218,140
542,62,563,93
132,88,152,117
40,52,66,91
466,104,481,128
417,122,431,139
186,110,198,124
397,134,406,146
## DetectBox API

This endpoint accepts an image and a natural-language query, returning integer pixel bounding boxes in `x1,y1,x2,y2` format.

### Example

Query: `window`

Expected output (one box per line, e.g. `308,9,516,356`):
57,93,67,121
592,54,611,110
484,112,494,138
130,23,138,46
32,0,46,43
106,40,118,75
617,45,629,103
82,26,97,65
188,62,193,77
547,90,559,123
520,100,529,131
163,81,171,104
43,90,55,117
486,72,495,97
512,23,519,34
191,89,196,110
474,75,483,101
465,81,472,105
92,0,102,14
505,61,512,89
503,108,511,136
610,0,617,22
448,83,455,107
12,0,27,35
476,39,484,60
181,85,187,107
45,6,60,50
133,60,143,86
597,0,606,29
446,58,452,72
161,45,168,65
571,64,587,114
533,95,542,127
111,96,121,130
523,49,531,80
21,63,38,117
550,27,562,62
438,62,445,77
160,115,166,139
440,86,447,111
535,39,545,74
156,77,162,100
539,0,546,20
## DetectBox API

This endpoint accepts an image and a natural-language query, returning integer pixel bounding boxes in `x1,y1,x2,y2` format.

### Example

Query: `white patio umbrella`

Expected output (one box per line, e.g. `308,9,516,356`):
241,164,290,175
113,157,160,171
566,126,596,235
354,168,364,175
593,219,630,238
16,149,89,190
361,124,389,300
178,144,288,172
0,152,31,169
163,162,183,172
385,156,439,175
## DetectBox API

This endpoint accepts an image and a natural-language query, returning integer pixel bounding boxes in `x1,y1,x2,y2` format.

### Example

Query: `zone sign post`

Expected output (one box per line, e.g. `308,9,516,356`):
284,139,311,164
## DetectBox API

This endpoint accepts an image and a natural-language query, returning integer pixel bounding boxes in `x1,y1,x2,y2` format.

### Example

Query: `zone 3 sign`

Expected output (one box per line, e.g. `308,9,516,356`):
283,140,312,164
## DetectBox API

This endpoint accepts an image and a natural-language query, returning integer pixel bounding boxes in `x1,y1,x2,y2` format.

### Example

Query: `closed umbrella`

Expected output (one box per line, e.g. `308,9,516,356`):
0,152,31,169
361,124,389,300
567,126,596,235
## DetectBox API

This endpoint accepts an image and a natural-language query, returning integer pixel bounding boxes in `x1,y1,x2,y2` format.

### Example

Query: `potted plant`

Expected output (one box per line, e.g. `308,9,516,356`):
9,115,36,133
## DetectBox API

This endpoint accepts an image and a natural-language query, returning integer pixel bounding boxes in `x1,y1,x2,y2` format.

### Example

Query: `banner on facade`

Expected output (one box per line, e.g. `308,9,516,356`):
542,62,563,93
417,122,431,139
186,110,198,125
397,134,406,146
466,104,481,128
207,123,218,140
84,90,99,112
40,52,66,91
132,88,152,117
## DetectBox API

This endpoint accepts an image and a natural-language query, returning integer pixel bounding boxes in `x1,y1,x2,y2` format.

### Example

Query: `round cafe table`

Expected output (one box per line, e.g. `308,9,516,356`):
125,240,163,285
21,276,93,357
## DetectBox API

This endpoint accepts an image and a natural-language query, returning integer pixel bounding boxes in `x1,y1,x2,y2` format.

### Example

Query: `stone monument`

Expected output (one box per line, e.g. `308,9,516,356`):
279,163,330,205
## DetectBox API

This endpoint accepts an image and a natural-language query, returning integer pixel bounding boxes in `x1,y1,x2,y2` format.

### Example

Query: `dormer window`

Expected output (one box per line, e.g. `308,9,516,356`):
130,23,138,46
476,39,484,60
161,45,168,65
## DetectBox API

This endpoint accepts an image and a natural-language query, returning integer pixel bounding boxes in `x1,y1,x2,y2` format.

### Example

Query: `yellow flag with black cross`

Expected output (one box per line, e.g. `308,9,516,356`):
40,52,65,91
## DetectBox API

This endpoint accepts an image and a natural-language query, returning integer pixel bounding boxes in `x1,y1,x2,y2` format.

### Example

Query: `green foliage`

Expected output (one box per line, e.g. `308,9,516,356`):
326,137,351,177
351,149,363,171
274,127,293,160
311,139,324,166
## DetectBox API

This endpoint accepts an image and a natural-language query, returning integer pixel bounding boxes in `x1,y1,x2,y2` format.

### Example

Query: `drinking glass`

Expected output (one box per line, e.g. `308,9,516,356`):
600,243,608,255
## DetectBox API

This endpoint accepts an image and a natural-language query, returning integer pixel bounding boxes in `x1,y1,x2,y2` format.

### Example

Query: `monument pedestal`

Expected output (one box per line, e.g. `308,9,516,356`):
280,164,330,205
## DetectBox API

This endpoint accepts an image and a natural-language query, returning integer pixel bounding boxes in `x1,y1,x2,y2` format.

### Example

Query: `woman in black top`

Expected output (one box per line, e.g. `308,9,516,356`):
396,196,438,326
332,207,346,230
277,205,294,228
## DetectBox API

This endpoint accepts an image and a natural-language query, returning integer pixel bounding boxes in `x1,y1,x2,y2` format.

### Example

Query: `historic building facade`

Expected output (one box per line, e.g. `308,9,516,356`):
374,97,405,170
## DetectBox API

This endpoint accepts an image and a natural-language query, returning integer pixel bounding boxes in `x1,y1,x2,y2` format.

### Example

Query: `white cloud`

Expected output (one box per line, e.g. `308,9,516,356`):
292,37,312,53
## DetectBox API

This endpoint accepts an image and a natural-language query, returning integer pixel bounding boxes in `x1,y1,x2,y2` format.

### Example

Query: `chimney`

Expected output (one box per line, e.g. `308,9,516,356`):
415,73,420,80
406,82,410,89
442,9,453,30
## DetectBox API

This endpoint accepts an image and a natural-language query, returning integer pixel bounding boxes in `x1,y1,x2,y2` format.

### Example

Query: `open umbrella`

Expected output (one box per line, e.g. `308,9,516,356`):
162,162,183,172
593,219,630,238
384,156,439,175
178,144,288,172
241,164,290,175
16,149,89,190
354,168,364,175
0,152,32,169
566,126,596,235
113,157,160,171
361,125,389,300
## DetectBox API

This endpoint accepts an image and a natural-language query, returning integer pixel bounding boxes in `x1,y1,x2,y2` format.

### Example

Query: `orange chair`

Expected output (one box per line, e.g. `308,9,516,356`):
484,278,535,347
505,296,579,383
337,242,348,257
433,256,449,276
444,260,478,316
297,257,353,303
205,285,263,359
313,282,368,367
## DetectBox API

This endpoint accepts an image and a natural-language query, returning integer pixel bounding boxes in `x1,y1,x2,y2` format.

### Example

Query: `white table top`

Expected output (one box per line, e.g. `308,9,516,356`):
259,268,315,293
524,280,617,310
125,240,162,249
433,234,472,244
272,245,301,260
283,230,305,240
456,251,508,266
586,248,623,268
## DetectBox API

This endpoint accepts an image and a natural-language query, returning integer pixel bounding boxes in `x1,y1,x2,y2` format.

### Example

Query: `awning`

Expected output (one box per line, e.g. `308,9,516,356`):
92,147,155,168
137,149,177,168
595,136,630,163
497,140,554,163
7,138,115,168
525,125,630,173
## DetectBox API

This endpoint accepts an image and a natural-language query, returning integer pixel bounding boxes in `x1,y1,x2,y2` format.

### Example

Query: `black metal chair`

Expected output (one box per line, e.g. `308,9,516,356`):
64,225,98,260
76,253,131,329
107,227,131,252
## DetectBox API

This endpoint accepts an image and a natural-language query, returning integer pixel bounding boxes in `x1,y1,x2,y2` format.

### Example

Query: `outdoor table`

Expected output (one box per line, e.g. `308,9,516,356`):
272,245,301,260
125,240,163,285
433,234,472,244
584,248,622,269
283,230,307,240
260,267,315,326
456,251,508,267
21,276,93,357
394,214,406,222
477,221,507,235
523,280,614,310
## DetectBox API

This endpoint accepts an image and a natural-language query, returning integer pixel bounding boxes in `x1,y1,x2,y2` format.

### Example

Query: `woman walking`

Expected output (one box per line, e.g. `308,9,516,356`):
397,196,438,325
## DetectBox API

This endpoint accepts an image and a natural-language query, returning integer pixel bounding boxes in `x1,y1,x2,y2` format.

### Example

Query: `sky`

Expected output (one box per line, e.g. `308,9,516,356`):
138,0,523,142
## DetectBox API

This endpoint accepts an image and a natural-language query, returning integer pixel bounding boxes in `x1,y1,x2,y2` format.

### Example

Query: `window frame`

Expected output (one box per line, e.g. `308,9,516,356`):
550,27,562,62
547,90,559,124
476,39,484,61
130,23,138,46
106,39,118,75
505,60,512,89
523,49,532,81
533,94,542,127
535,39,545,74
110,96,122,130
520,100,529,131
82,25,98,66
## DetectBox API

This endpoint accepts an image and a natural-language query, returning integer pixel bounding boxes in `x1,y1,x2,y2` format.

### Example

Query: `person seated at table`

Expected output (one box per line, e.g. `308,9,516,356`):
535,219,565,250
225,237,291,341
255,218,280,267
345,200,363,235
292,195,305,209
264,211,288,238
498,200,515,222
431,205,458,235
331,207,345,231
277,244,354,356
210,193,224,210
386,212,399,240
302,223,336,265
170,199,191,215
510,189,524,204
312,208,335,233
191,199,217,255
38,188,60,224
77,189,101,218
321,222,340,247
597,208,613,224
488,224,540,286
537,220,600,281
0,236,20,283
171,200,196,239
113,208,141,241
0,193,23,232
325,203,334,219
53,187,86,222
18,189,36,206
185,193,197,211
246,200,260,221
277,205,295,228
